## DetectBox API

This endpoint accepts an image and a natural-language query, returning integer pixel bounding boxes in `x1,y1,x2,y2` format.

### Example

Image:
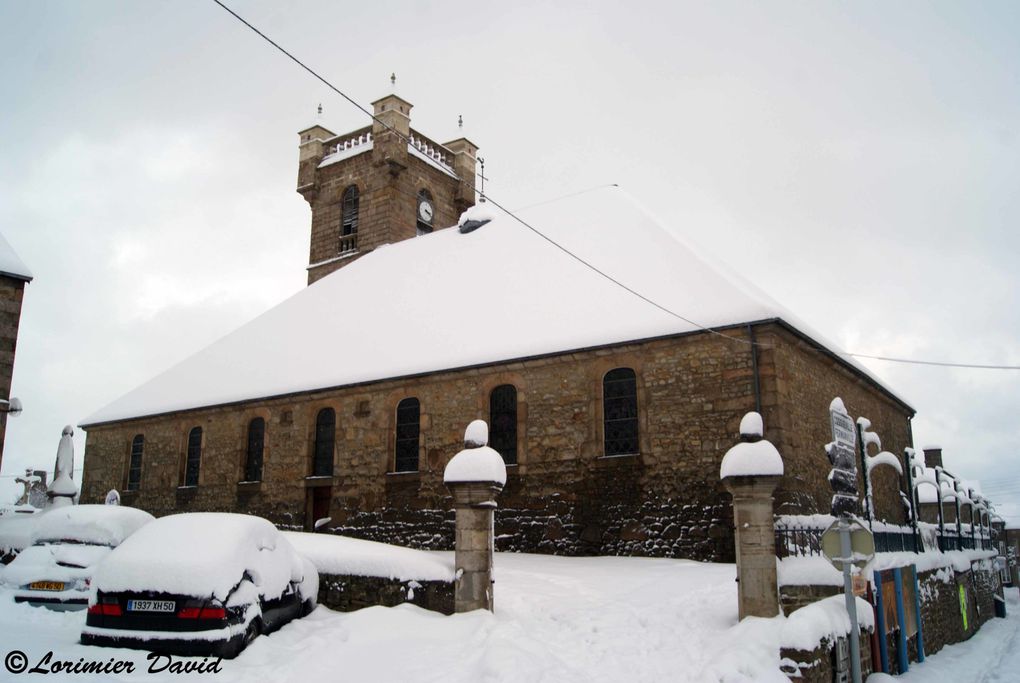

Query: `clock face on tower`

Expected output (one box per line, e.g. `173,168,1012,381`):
418,199,434,224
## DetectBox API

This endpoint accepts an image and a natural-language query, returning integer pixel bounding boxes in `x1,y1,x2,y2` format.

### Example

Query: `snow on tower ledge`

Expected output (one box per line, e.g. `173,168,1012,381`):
444,420,507,486
719,411,784,479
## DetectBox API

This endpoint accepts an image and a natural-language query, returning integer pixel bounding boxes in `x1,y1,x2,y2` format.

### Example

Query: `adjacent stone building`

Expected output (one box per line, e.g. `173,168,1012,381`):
78,92,914,561
0,232,32,472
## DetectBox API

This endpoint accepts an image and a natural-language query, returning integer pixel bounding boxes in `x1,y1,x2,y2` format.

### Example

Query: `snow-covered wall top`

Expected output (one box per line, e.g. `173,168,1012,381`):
82,186,907,426
0,232,32,282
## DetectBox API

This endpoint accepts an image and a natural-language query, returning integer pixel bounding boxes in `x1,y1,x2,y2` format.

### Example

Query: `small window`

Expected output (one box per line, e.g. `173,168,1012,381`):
341,185,359,236
603,368,639,456
313,408,335,477
184,427,202,487
245,418,265,482
395,398,420,472
489,385,518,465
127,435,143,491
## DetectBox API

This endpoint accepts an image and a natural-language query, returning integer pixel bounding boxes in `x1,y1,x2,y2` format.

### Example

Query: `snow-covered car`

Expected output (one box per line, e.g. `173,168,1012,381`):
81,513,318,659
4,505,154,610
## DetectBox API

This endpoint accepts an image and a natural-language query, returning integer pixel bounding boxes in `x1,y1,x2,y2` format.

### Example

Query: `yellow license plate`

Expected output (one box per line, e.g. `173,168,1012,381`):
29,581,65,591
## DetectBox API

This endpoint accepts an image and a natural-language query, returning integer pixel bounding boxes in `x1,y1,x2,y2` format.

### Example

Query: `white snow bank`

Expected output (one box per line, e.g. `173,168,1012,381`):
720,439,783,478
781,594,875,650
445,421,508,485
739,411,764,438
779,548,998,587
778,556,844,587
31,504,153,546
92,513,306,603
282,531,455,582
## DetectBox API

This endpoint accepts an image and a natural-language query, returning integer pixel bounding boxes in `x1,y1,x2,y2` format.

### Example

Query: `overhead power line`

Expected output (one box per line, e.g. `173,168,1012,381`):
845,353,1020,371
210,0,1020,372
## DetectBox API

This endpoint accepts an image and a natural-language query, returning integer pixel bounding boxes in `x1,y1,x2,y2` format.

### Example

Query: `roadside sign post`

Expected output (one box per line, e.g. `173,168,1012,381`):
825,402,874,683
821,518,874,683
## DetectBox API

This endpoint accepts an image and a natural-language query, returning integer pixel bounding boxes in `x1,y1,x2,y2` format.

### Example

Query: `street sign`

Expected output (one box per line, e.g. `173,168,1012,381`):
830,410,857,452
821,519,875,572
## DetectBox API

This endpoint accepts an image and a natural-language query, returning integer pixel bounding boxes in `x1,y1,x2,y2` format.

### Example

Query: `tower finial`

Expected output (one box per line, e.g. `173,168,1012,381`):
317,102,322,117
458,114,463,130
479,156,486,203
390,72,396,89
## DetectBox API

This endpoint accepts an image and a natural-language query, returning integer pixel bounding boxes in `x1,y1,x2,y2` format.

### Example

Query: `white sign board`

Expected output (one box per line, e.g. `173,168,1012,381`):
830,411,857,452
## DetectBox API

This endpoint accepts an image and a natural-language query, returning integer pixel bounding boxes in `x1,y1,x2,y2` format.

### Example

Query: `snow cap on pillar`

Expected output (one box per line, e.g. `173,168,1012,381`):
720,411,784,479
444,420,507,486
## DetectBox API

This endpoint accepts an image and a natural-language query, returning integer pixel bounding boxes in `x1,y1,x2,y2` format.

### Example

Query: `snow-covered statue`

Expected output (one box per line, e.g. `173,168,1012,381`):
105,490,121,506
47,425,78,508
15,468,48,509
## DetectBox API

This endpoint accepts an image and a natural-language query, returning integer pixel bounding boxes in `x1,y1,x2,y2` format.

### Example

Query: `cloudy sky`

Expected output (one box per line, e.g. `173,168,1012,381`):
1,1,1018,520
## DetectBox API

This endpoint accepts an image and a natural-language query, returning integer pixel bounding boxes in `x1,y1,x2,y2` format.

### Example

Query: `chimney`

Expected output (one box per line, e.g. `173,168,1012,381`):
444,137,478,214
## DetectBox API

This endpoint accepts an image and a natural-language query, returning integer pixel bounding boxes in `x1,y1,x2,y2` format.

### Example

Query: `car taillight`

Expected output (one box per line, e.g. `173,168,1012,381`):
177,606,226,619
87,603,122,616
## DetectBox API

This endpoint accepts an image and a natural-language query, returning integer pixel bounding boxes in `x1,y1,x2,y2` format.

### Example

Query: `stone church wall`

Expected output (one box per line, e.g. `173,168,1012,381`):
80,323,913,561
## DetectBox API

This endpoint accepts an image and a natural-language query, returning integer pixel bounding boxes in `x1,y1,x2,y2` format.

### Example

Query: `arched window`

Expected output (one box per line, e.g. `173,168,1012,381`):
416,188,434,236
603,368,639,456
184,427,202,486
395,398,420,472
245,417,265,482
313,408,335,477
341,185,359,236
489,385,517,465
127,435,143,491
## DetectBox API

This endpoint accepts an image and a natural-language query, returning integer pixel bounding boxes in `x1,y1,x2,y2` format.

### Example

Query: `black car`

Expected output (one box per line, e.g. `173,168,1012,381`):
81,513,318,658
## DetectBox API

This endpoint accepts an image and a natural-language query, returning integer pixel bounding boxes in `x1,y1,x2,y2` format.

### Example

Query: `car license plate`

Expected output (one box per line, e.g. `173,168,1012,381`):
127,600,176,613
29,581,65,591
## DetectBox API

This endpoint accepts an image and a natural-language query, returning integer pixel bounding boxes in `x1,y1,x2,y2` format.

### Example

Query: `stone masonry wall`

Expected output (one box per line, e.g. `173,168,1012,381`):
767,324,913,524
81,324,912,562
317,572,453,615
0,275,27,469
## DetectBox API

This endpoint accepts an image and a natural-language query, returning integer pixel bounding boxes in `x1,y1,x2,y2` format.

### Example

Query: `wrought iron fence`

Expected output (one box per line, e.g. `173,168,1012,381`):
775,516,995,559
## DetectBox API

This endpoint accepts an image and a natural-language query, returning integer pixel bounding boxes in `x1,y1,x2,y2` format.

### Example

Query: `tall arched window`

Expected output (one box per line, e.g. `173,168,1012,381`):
127,435,144,491
313,408,335,477
416,188,434,236
603,368,639,456
339,185,359,254
245,417,265,482
395,398,420,472
341,185,359,236
489,385,518,465
184,427,202,486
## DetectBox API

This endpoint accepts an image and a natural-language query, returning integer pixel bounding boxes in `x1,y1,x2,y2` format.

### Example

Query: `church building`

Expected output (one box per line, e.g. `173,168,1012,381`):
79,92,915,561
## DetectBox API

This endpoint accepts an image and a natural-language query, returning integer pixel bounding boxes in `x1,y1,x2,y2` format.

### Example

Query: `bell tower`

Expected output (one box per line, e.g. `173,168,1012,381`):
297,92,479,285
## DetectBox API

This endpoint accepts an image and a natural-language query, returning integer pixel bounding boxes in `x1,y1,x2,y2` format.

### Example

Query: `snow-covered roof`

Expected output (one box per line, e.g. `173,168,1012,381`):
82,186,909,426
0,232,32,282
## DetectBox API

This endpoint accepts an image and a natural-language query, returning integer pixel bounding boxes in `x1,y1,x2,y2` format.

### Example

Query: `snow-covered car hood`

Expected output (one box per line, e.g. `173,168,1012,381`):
91,513,309,603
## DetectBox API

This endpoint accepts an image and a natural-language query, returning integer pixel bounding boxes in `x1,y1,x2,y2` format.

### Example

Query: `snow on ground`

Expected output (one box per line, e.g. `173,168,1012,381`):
0,554,778,682
2,552,1017,682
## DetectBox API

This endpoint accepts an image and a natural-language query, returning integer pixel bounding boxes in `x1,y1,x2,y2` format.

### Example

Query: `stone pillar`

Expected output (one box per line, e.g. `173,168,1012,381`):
448,481,501,612
719,411,784,620
723,475,782,619
444,420,507,613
